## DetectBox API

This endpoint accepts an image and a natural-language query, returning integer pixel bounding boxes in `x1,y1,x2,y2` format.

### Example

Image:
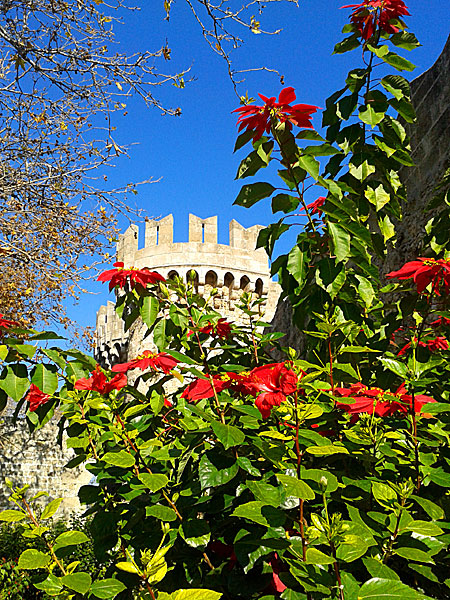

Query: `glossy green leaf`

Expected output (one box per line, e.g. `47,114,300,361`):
276,474,315,500
272,193,299,214
390,31,421,50
359,105,385,128
297,155,320,180
382,52,417,72
234,182,276,208
54,530,89,550
328,222,350,263
61,572,92,594
412,496,444,521
146,505,177,521
333,34,360,54
180,519,211,549
231,501,285,527
142,296,160,328
41,498,63,520
211,420,245,449
336,535,368,562
305,548,334,564
18,549,51,569
34,574,64,594
103,451,135,468
363,558,400,581
31,363,58,394
404,521,444,537
0,509,26,522
199,453,239,489
359,578,432,599
138,473,169,492
153,318,167,351
173,590,222,600
236,151,266,179
379,357,408,378
90,578,127,599
306,445,349,456
0,364,30,402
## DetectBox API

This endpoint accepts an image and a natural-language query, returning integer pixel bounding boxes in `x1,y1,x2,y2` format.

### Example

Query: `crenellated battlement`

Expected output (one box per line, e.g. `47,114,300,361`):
95,214,281,367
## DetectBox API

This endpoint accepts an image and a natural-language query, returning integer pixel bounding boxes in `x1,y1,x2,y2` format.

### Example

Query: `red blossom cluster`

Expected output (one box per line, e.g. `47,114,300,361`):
233,87,318,142
97,262,165,291
342,0,410,41
188,318,232,340
431,316,450,328
334,381,435,418
181,362,300,419
112,351,179,374
26,384,51,412
387,257,450,295
301,197,326,218
75,365,127,395
398,336,449,356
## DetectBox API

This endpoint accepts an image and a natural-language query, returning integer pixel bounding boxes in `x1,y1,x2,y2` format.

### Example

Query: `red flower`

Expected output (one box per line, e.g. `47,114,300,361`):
244,362,300,419
303,197,326,217
75,365,127,395
334,382,436,418
233,87,318,142
0,314,20,329
427,336,449,352
180,375,233,402
26,384,51,412
397,337,427,356
431,316,450,328
111,351,179,374
386,258,450,295
189,318,232,340
341,0,410,41
97,261,165,291
268,553,287,593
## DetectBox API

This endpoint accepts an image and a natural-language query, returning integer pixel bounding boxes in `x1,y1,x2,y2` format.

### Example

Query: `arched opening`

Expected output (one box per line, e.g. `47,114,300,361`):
205,270,218,287
255,278,264,297
186,270,199,293
240,275,251,292
168,270,179,280
224,272,235,290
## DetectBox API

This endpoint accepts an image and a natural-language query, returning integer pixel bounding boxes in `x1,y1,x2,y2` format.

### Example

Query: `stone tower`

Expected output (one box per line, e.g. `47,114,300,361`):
95,214,281,367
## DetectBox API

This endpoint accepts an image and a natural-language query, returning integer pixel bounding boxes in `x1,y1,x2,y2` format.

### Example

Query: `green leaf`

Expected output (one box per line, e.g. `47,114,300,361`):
173,590,222,600
363,558,400,581
34,574,64,594
333,34,360,54
390,31,421,50
138,473,169,492
306,445,349,456
349,160,376,181
236,150,266,179
246,481,282,507
199,453,239,489
180,519,211,549
0,509,26,522
90,578,127,599
211,420,245,449
365,184,391,211
54,530,89,550
379,214,396,242
359,578,432,599
142,296,160,328
234,182,276,208
234,129,254,152
41,498,63,520
103,451,135,468
305,548,334,564
379,357,408,378
0,364,30,402
287,246,307,286
231,501,284,527
31,363,58,394
372,482,396,507
297,155,320,180
395,547,434,563
359,105,385,128
146,505,177,521
412,496,444,521
328,222,350,263
272,193,299,214
18,549,51,569
335,535,368,562
276,474,315,500
404,521,444,537
61,572,92,594
381,74,410,100
389,97,416,123
116,562,139,574
153,318,167,351
301,468,339,493
355,275,375,308
382,52,416,72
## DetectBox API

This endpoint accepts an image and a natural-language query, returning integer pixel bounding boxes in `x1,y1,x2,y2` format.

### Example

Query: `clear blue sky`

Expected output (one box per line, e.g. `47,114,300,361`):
67,0,450,337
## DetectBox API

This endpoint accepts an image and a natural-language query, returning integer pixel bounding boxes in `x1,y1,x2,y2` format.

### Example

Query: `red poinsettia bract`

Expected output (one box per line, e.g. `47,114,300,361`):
386,258,450,295
75,365,127,395
189,318,232,340
233,87,318,142
112,351,179,374
97,262,165,291
431,316,450,328
301,197,326,217
26,384,51,412
334,382,435,418
341,0,410,41
180,375,233,402
0,314,20,329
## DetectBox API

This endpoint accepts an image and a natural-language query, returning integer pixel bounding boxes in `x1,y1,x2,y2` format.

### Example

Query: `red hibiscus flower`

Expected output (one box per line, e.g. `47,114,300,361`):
0,314,20,329
180,375,234,402
75,365,127,395
427,336,449,352
341,0,410,41
386,258,450,295
111,351,179,374
97,262,165,291
233,87,318,142
26,384,51,412
243,362,300,419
